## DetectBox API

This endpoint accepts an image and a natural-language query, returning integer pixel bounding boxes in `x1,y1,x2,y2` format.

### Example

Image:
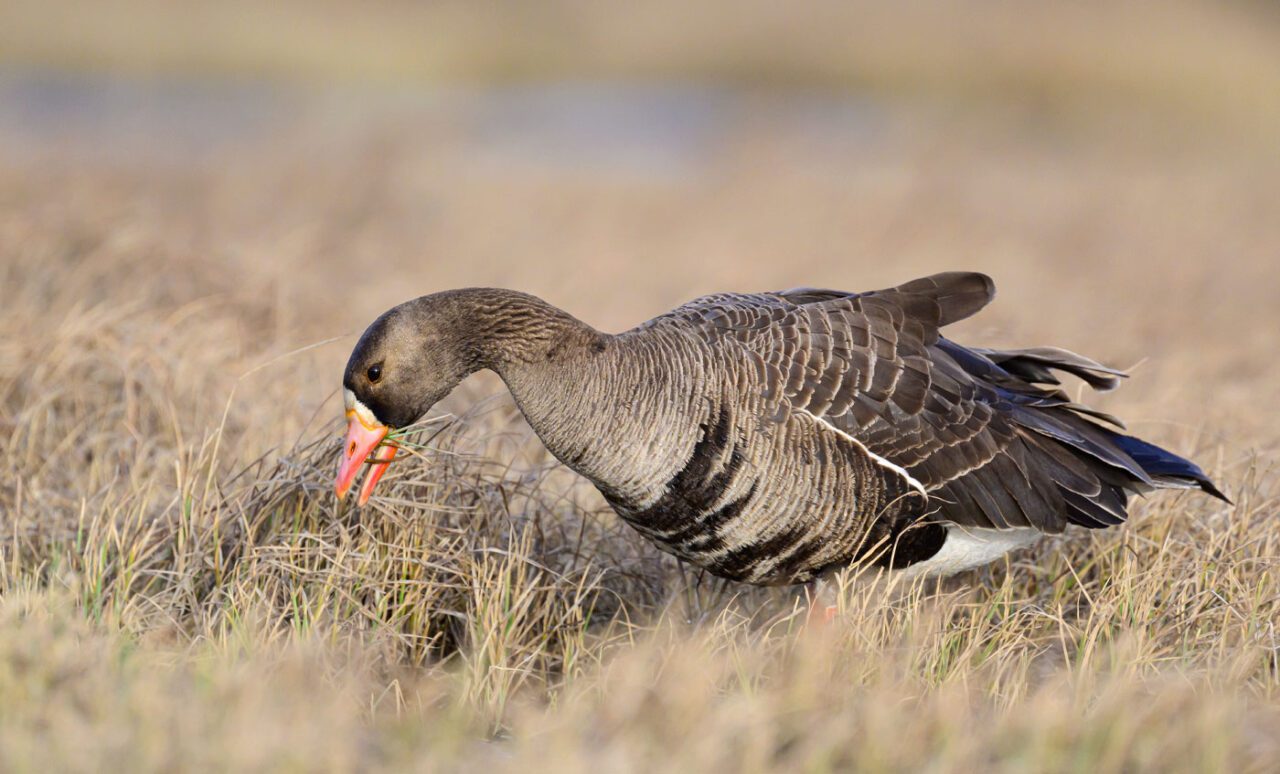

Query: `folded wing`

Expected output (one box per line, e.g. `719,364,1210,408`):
674,271,1223,535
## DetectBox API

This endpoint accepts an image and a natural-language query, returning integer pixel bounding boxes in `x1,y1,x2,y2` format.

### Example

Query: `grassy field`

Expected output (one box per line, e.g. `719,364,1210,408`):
2,2,1279,771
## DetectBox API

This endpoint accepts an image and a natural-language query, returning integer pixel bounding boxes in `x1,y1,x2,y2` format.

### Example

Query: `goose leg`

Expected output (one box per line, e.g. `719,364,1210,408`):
804,575,839,627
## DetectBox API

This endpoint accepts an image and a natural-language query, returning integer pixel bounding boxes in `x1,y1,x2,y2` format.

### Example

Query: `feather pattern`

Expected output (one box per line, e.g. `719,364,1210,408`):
557,271,1223,582
347,276,1228,586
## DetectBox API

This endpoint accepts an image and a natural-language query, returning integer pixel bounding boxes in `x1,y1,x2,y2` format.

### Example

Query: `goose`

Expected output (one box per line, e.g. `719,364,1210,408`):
334,273,1226,590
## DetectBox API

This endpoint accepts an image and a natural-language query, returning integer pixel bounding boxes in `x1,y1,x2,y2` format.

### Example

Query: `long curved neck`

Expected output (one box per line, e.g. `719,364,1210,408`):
436,290,620,451
440,288,607,372
494,318,713,507
433,291,712,506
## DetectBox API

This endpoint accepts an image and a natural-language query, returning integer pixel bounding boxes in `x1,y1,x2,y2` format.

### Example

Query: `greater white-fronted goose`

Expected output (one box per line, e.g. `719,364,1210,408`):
334,273,1226,585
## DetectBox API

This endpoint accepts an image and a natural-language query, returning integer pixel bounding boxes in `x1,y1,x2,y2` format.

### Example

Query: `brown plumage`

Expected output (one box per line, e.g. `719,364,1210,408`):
337,273,1227,586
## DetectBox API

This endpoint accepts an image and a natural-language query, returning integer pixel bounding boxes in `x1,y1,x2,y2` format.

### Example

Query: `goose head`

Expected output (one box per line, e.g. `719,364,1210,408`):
334,288,598,505
334,295,479,505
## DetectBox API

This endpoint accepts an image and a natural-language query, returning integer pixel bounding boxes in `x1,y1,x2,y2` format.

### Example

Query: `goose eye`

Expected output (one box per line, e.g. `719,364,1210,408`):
367,363,383,383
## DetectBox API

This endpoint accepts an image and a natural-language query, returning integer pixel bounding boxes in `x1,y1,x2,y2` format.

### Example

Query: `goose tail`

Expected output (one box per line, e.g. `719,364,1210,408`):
1107,431,1230,503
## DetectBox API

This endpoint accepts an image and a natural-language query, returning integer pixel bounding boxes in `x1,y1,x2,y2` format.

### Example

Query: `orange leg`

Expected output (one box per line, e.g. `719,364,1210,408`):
804,577,838,627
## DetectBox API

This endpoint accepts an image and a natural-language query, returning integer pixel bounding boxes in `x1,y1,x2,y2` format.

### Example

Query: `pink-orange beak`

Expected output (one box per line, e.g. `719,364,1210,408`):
335,410,399,506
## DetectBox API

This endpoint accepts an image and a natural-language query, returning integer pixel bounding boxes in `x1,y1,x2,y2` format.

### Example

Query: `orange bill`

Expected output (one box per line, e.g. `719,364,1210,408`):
357,440,398,506
335,410,396,504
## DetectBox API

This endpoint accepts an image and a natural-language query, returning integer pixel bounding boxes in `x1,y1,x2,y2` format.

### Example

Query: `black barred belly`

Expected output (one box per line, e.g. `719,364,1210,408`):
600,406,947,586
600,406,833,585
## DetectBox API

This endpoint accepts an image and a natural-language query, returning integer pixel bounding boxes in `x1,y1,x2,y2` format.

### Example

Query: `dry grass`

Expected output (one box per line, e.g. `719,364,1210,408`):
2,3,1280,769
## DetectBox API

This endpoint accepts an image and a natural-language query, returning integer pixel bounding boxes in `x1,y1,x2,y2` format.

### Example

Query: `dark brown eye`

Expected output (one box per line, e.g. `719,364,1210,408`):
367,363,383,383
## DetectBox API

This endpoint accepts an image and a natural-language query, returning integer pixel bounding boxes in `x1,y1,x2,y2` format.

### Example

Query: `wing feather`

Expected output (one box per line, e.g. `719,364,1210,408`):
664,272,1183,535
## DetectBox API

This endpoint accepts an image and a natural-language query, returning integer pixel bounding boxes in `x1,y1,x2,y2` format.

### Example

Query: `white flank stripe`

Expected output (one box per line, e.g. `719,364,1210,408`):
798,408,929,500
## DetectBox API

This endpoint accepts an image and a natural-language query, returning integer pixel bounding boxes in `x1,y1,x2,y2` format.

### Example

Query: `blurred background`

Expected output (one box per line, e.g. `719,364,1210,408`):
2,0,1278,451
